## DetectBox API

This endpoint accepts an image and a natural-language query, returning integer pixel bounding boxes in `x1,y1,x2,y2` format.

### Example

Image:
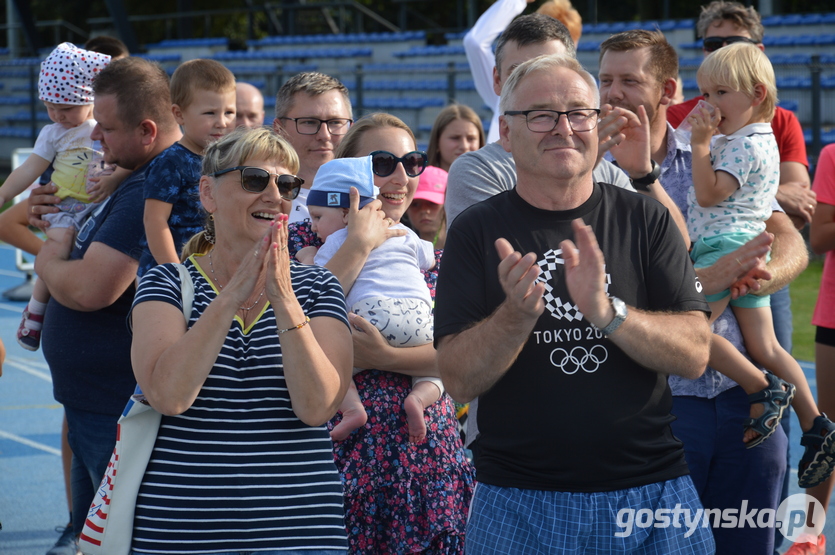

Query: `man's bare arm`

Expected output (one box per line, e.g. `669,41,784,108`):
35,230,138,312
758,210,808,296
437,238,545,403
776,161,815,229
561,220,710,379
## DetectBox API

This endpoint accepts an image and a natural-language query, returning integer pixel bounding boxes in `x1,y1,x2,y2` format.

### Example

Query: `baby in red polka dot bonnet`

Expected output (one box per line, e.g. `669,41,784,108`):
0,42,131,352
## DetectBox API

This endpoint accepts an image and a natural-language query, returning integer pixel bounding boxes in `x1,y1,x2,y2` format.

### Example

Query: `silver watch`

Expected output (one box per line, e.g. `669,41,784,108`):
600,297,628,336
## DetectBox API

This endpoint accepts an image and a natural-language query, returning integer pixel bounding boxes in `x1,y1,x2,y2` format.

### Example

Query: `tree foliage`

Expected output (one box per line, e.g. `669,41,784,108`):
5,0,830,51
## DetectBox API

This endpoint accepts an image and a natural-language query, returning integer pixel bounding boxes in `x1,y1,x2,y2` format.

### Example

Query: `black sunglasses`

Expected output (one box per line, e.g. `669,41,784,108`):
211,166,304,200
702,35,758,53
370,150,428,178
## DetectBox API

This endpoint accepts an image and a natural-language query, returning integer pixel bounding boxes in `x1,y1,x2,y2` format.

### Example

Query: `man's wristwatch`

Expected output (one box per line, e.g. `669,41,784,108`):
600,297,628,336
630,159,661,191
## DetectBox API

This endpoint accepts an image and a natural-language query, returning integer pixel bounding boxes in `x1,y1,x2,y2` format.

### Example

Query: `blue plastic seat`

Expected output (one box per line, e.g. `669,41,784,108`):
680,41,704,50
777,100,799,112
577,41,601,52
0,126,34,137
678,57,702,69
800,14,822,25
780,14,803,26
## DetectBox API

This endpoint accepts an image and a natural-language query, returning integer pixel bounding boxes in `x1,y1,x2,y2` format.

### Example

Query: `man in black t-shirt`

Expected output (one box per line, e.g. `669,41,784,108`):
435,54,714,554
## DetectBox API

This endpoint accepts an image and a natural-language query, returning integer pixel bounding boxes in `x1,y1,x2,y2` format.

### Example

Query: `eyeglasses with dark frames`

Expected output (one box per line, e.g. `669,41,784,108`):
277,117,353,136
369,150,428,178
702,36,758,53
503,108,601,133
210,166,304,200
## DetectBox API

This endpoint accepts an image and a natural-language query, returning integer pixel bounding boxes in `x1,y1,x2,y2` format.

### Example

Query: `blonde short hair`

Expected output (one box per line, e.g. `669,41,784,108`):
697,1,764,42
184,127,299,257
536,0,582,45
203,126,299,176
170,59,236,109
696,42,776,122
499,54,598,114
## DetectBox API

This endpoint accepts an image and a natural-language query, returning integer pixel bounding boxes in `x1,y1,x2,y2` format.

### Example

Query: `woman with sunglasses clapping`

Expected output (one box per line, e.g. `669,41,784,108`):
129,127,353,554
287,113,475,554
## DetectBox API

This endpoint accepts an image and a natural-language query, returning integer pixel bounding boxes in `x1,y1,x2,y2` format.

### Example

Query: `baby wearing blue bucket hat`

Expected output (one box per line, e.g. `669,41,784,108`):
300,156,445,443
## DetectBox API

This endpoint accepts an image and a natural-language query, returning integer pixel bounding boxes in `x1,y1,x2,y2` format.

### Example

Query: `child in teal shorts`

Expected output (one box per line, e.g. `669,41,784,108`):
689,42,835,487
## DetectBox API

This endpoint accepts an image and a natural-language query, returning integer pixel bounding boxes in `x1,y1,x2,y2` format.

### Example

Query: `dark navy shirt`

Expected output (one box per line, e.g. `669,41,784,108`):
43,162,148,416
137,142,204,277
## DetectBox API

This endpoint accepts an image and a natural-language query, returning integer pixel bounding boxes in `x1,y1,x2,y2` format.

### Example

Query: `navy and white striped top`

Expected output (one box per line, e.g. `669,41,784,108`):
130,256,350,553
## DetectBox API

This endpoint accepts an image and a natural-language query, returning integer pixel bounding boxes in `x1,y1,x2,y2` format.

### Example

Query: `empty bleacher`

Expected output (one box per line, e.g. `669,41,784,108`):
0,13,833,166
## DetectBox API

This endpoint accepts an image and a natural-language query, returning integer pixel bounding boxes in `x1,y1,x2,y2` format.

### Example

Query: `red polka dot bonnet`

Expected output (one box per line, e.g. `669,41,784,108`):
38,42,111,105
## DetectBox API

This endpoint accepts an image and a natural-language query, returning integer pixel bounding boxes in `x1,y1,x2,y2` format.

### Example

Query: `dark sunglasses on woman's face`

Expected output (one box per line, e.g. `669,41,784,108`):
369,150,428,178
702,35,757,53
211,166,304,200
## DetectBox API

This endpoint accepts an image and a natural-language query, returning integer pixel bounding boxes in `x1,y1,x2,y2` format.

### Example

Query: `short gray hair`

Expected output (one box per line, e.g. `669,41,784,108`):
499,54,599,114
696,1,764,43
274,72,352,119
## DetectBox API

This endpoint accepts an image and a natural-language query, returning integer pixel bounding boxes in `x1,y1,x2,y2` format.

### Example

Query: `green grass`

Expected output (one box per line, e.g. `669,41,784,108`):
790,257,823,362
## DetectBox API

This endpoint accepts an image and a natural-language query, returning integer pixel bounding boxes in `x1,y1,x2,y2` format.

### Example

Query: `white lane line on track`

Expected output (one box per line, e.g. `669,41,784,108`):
4,357,52,382
0,301,27,313
0,429,61,456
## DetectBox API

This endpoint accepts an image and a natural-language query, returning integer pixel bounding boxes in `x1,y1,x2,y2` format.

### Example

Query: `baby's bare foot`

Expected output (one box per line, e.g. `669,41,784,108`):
330,406,368,442
404,394,427,443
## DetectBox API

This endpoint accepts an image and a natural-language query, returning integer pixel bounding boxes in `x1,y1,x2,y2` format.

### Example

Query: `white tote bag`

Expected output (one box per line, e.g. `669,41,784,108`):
79,264,193,554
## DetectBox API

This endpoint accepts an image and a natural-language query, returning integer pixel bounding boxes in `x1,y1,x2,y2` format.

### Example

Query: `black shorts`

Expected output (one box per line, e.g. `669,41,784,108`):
816,326,835,348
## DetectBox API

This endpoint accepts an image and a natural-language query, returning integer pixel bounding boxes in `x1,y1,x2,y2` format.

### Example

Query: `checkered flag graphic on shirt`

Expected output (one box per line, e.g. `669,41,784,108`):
537,248,610,322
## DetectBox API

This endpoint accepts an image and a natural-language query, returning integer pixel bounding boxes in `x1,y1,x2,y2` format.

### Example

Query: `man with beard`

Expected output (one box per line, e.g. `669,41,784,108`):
598,30,807,555
445,13,687,234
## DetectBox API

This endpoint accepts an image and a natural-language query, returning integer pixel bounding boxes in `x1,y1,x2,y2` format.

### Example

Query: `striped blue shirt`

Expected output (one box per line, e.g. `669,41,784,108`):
130,256,349,553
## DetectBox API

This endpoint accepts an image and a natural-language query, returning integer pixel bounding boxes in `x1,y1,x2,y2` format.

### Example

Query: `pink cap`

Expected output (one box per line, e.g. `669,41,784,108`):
413,166,447,205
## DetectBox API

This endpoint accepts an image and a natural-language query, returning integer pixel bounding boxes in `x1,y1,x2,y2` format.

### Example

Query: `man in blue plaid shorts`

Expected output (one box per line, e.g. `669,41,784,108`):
435,53,716,554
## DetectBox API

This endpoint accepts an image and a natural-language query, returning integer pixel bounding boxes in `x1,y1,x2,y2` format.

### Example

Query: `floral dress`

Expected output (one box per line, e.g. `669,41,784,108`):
289,223,476,554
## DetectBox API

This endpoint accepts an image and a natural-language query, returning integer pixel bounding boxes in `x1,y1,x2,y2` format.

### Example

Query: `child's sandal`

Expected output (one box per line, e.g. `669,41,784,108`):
744,372,796,449
798,414,835,488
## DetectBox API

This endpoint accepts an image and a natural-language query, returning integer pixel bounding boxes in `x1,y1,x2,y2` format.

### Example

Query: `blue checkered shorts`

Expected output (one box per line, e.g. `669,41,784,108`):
466,476,715,554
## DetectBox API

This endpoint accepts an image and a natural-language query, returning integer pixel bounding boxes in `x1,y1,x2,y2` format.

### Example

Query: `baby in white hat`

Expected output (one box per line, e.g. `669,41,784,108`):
298,156,444,443
0,43,129,351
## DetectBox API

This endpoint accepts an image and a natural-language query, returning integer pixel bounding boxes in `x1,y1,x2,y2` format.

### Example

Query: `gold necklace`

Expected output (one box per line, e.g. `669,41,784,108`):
208,250,265,311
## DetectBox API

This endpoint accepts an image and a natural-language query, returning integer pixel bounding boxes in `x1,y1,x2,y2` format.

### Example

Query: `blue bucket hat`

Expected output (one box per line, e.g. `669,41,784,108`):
307,156,379,209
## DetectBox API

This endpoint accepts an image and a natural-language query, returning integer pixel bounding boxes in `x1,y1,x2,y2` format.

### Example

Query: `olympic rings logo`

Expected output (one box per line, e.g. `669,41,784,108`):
550,345,608,374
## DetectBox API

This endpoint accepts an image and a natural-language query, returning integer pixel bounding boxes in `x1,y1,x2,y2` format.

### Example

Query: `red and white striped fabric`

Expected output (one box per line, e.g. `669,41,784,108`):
78,391,161,554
